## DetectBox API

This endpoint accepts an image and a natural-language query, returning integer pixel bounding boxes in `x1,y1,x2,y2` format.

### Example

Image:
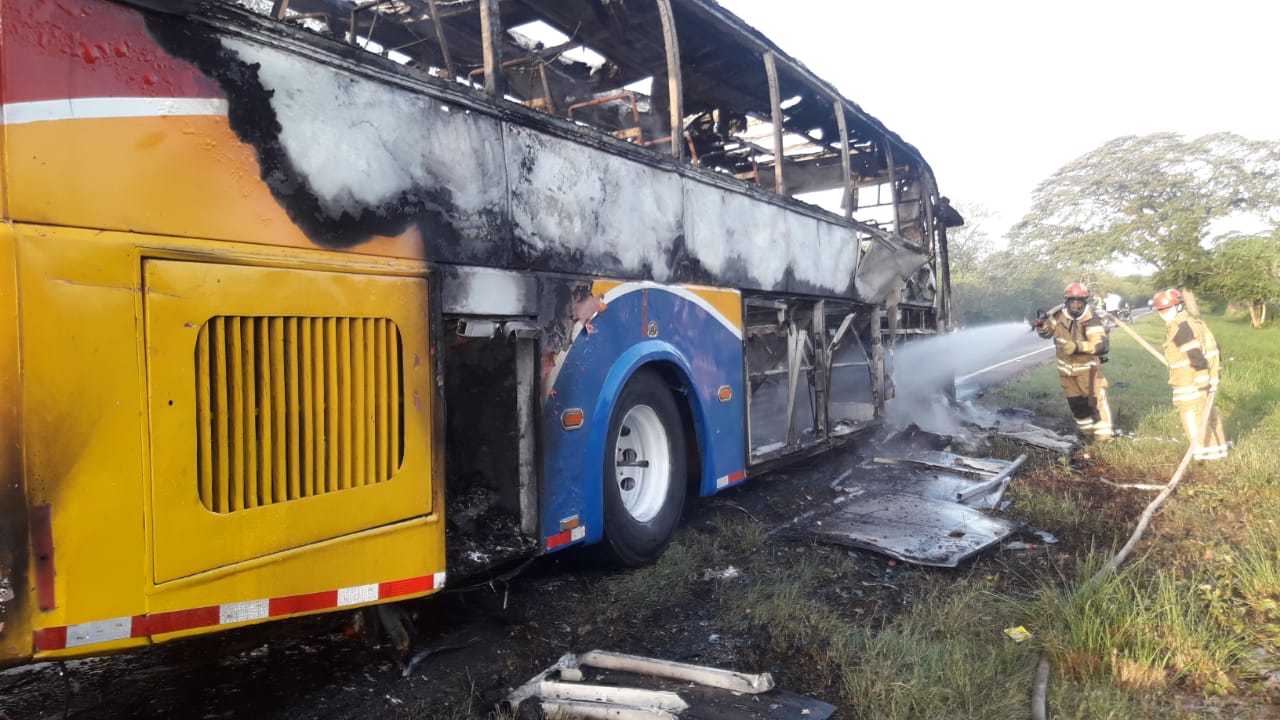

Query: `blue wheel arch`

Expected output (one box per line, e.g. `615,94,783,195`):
578,342,712,545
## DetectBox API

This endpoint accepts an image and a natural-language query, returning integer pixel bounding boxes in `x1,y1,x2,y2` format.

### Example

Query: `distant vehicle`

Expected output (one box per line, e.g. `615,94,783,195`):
1,0,959,667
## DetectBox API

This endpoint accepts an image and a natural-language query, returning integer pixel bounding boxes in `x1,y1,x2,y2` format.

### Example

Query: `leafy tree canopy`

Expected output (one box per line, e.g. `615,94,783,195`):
1007,132,1280,290
1200,231,1280,327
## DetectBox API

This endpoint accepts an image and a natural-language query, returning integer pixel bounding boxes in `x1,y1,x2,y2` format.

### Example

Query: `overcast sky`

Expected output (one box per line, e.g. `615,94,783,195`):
717,0,1279,236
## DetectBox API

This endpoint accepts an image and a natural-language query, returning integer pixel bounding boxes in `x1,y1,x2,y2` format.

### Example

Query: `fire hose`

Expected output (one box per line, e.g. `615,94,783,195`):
1031,340,1213,719
1097,307,1167,367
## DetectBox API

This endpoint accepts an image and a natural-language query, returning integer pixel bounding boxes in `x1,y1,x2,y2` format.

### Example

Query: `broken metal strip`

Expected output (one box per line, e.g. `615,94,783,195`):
884,134,897,232
540,699,678,720
835,99,853,218
505,652,580,708
538,680,689,713
784,319,803,446
479,0,503,97
812,300,829,435
955,454,1026,506
763,51,785,194
578,650,776,694
425,0,455,79
872,455,1002,478
655,0,684,160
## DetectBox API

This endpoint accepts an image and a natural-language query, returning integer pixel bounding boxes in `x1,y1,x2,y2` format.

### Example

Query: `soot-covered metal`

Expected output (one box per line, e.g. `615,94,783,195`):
134,0,954,305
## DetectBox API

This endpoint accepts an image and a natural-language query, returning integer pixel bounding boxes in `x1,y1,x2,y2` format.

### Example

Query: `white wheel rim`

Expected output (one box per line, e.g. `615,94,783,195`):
613,404,672,523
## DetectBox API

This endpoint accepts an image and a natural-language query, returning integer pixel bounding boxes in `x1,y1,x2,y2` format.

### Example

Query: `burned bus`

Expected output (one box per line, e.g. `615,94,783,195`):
0,0,959,665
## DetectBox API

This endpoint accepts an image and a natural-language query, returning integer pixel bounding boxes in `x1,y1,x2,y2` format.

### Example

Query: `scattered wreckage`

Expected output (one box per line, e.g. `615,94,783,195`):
505,650,834,720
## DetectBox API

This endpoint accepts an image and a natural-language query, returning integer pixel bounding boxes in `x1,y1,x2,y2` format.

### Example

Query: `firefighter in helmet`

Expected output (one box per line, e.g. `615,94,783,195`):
1152,288,1227,461
1033,282,1114,441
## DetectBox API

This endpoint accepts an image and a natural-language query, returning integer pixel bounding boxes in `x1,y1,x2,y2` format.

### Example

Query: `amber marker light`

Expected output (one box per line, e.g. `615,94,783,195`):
717,385,733,402
561,408,585,429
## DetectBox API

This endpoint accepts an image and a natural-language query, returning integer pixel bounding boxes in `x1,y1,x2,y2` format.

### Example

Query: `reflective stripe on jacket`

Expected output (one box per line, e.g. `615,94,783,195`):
1036,305,1109,377
1163,310,1221,405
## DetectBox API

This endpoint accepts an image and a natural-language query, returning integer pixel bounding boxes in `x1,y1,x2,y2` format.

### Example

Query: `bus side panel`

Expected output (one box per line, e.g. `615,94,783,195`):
142,260,436,584
17,225,151,658
13,225,445,661
0,226,31,666
538,280,747,550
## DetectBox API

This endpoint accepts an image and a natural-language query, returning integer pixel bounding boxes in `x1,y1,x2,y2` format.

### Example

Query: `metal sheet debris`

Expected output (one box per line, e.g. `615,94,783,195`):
504,650,835,719
989,414,1080,452
790,450,1027,567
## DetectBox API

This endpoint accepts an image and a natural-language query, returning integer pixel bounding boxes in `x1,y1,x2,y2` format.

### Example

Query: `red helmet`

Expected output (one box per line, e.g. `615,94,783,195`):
1064,282,1089,300
1152,288,1182,310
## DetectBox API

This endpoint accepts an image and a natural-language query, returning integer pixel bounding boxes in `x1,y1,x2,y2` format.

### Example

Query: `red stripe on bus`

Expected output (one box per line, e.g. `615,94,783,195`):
33,626,68,652
29,573,443,653
270,590,339,617
546,529,577,549
144,606,221,636
380,575,435,598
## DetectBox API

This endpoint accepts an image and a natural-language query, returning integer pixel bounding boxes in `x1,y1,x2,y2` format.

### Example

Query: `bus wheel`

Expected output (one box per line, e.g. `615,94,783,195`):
601,369,687,567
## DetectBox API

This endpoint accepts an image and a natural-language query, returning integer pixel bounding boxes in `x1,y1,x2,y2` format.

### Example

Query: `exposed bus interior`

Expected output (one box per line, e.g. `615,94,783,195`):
441,317,541,578
228,1,954,259
745,296,883,463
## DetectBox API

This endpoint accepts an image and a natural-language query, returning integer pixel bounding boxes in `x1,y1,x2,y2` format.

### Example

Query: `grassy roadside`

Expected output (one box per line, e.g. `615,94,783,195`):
558,309,1279,720
969,309,1280,717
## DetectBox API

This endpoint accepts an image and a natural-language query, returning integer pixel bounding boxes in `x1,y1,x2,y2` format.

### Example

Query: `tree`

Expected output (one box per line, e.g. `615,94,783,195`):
1201,233,1280,327
946,203,1055,324
946,202,999,280
1008,133,1280,298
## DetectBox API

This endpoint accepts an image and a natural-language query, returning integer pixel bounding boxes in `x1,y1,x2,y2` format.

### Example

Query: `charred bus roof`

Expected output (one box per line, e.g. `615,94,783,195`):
185,0,941,209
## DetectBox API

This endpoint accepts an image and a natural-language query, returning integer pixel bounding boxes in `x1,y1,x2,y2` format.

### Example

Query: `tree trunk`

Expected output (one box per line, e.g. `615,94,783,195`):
1181,287,1201,317
1251,300,1267,328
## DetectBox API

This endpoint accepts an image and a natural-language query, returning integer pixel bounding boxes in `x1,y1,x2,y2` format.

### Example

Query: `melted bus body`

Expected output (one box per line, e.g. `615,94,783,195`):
0,0,958,665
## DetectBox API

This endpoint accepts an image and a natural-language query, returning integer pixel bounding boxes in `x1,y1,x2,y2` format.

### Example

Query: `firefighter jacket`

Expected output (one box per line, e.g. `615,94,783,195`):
1162,310,1221,407
1036,304,1109,377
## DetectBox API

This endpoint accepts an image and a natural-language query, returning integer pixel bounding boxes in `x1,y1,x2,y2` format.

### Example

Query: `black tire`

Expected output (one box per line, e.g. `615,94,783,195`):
600,369,687,567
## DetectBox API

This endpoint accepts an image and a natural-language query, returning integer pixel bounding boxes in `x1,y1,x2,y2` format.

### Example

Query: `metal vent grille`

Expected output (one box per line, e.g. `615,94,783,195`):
195,316,404,513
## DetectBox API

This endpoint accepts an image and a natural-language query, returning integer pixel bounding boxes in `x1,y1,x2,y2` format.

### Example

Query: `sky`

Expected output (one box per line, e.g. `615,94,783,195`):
717,0,1280,237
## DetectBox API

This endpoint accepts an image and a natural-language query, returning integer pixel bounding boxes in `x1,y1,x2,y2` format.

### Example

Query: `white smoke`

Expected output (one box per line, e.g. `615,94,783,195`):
885,322,1034,435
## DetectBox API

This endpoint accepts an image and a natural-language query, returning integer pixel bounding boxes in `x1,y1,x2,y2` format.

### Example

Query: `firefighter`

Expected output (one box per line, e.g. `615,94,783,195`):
1152,288,1228,461
1033,282,1114,441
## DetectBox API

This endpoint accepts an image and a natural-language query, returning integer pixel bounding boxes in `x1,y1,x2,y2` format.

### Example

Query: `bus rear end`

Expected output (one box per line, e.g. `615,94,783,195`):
0,0,447,667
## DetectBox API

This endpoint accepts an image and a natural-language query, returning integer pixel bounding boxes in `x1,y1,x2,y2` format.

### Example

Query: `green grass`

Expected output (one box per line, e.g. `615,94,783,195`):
984,310,1280,715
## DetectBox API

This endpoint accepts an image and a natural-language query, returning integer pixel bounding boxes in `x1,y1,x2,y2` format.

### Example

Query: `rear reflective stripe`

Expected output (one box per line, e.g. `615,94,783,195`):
32,572,444,652
716,469,747,489
546,525,587,550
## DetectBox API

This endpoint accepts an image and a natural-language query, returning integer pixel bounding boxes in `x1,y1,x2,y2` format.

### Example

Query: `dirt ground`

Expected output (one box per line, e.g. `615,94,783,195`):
0,417,1158,720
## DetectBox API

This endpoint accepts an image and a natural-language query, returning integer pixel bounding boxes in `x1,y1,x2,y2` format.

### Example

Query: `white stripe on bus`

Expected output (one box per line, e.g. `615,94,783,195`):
2,97,228,126
601,282,743,339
